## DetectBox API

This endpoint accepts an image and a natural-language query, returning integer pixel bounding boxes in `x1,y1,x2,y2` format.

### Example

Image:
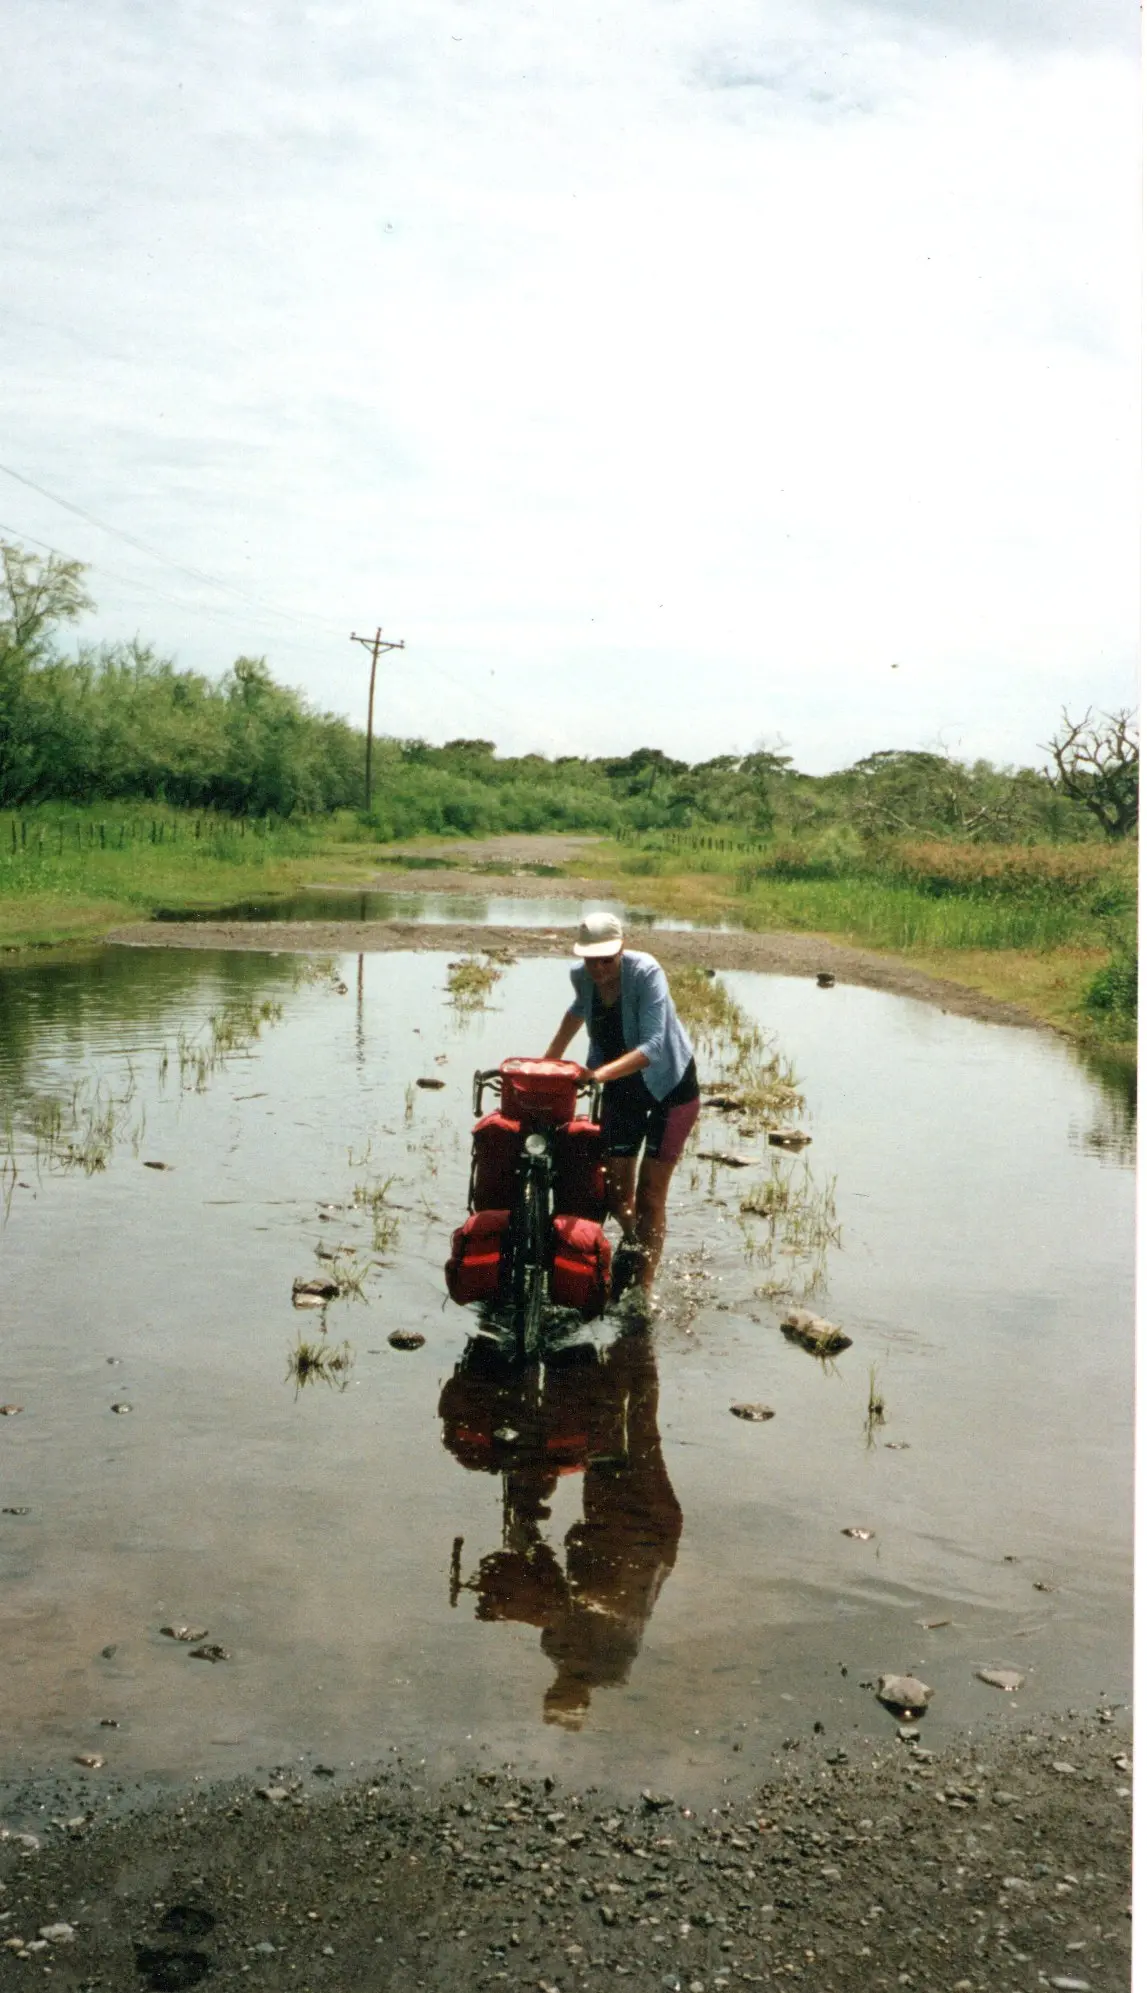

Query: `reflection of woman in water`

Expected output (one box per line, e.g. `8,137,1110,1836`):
545,910,700,1305
440,1335,682,1729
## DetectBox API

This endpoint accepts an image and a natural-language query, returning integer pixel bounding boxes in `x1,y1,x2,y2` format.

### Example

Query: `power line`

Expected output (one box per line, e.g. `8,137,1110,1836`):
0,473,527,732
0,459,344,637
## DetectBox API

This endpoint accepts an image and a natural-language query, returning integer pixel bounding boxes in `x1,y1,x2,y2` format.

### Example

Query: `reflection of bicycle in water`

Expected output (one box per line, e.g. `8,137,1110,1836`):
445,1059,621,1364
440,1333,681,1729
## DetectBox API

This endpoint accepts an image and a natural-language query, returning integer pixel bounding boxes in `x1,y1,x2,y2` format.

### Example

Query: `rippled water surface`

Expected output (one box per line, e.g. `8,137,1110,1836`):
0,945,1133,1795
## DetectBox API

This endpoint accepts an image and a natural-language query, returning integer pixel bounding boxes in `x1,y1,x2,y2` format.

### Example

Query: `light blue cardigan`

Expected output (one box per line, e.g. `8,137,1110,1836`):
568,950,695,1103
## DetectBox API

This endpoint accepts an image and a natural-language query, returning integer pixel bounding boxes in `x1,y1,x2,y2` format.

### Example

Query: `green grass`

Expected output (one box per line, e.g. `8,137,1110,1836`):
0,803,376,947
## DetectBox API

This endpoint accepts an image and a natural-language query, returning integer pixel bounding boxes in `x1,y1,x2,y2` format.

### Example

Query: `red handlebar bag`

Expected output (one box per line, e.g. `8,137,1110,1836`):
499,1058,581,1127
552,1118,607,1221
469,1113,524,1211
445,1209,511,1306
550,1215,612,1318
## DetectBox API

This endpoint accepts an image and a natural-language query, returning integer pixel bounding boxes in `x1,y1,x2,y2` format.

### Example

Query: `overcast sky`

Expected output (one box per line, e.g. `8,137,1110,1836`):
1,0,1138,771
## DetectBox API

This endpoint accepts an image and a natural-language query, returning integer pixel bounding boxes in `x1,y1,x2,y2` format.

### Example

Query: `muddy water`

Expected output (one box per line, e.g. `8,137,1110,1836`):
0,947,1132,1800
154,887,716,930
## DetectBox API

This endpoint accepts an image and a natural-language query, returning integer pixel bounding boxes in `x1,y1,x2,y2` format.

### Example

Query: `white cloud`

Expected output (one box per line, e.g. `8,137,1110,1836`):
0,0,1137,769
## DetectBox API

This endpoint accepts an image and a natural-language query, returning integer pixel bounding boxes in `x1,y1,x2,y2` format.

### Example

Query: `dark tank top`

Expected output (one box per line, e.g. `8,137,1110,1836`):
591,992,699,1107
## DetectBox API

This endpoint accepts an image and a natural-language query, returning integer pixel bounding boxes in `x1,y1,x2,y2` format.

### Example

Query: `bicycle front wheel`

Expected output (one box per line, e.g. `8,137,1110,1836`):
512,1168,549,1361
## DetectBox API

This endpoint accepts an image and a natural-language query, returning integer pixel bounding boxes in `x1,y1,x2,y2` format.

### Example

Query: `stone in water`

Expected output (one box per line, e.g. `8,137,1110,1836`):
976,1667,1025,1693
876,1674,933,1717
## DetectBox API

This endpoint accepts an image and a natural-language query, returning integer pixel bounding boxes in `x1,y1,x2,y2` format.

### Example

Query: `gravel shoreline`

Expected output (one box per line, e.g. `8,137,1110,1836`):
1,1716,1130,1991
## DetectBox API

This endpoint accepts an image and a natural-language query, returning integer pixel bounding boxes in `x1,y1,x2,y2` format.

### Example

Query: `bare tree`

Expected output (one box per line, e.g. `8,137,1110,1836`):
1044,708,1139,839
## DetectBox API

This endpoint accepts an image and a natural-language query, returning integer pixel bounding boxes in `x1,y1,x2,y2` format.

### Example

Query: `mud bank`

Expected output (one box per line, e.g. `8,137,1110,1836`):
106,919,1041,1033
0,1716,1129,1992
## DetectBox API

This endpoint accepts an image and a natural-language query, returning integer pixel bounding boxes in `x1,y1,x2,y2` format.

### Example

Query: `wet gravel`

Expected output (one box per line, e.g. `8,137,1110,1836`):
0,1715,1129,1990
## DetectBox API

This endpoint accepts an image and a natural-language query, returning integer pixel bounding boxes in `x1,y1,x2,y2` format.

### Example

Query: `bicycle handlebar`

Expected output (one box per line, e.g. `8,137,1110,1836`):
471,1068,603,1120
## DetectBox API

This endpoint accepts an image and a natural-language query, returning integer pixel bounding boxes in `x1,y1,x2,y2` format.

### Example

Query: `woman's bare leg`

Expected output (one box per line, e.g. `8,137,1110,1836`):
605,1156,638,1238
634,1154,677,1289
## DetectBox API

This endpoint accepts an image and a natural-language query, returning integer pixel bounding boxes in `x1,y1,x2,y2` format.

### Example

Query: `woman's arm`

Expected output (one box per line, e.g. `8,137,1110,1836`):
592,1047,650,1084
544,1008,584,1060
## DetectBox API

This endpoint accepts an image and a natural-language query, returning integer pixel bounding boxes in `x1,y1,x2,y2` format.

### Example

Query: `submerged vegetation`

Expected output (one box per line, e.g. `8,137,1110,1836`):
677,970,841,1304
670,966,805,1128
286,1336,354,1393
445,953,504,1011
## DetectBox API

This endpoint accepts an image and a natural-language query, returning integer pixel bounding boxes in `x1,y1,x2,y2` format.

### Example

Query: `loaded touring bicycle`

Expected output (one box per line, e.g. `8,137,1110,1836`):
444,1058,622,1361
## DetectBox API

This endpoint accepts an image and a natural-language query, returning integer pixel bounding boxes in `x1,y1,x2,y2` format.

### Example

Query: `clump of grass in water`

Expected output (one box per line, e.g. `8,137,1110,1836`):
353,1175,401,1256
865,1362,886,1446
9,1073,143,1179
287,1336,354,1392
174,995,284,1092
738,1159,841,1304
446,954,503,1011
669,967,804,1128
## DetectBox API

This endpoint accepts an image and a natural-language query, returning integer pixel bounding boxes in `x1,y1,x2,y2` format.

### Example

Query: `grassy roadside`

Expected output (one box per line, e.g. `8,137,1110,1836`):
572,835,1138,1060
0,805,375,950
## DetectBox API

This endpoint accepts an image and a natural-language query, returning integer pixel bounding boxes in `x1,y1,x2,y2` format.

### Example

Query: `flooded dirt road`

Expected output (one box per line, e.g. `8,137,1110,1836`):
0,940,1132,1815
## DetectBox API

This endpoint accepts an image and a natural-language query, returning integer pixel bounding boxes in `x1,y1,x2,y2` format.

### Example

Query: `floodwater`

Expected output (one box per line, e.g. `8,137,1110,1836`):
153,888,718,930
0,944,1133,1800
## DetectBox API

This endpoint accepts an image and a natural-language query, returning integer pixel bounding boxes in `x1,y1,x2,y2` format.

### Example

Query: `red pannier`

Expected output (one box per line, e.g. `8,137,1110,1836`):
445,1210,511,1306
552,1118,607,1221
469,1112,523,1211
549,1215,612,1319
499,1058,581,1127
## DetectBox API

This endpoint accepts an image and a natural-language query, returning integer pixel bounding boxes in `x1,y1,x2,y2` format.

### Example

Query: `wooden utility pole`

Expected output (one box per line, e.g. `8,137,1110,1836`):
350,626,406,813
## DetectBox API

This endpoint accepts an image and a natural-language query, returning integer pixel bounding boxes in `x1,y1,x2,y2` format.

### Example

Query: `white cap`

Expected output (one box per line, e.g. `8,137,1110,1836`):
572,910,624,958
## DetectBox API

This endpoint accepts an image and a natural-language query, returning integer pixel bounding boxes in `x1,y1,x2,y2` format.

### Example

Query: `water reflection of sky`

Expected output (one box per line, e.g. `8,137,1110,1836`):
0,946,1134,1796
152,888,731,930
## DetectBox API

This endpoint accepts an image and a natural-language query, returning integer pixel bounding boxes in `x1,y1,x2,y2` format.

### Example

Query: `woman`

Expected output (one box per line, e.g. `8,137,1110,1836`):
544,910,700,1302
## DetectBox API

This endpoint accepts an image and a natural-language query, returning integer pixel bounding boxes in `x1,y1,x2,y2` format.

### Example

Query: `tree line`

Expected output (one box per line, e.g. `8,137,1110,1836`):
0,541,1136,842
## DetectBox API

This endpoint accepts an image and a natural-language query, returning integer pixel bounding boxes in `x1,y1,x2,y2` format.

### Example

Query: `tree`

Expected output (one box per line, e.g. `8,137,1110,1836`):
1045,708,1139,839
0,542,94,660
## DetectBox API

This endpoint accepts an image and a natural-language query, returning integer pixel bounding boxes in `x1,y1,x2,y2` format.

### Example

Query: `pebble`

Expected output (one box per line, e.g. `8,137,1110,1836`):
1049,1980,1091,1991
976,1667,1025,1692
38,1924,75,1944
110,1402,133,1414
0,1405,23,1417
729,1404,774,1422
257,1787,291,1804
1052,1762,1077,1775
388,1330,426,1351
74,1754,105,1769
190,1643,230,1663
2,1506,30,1516
161,1626,209,1642
842,1527,874,1541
